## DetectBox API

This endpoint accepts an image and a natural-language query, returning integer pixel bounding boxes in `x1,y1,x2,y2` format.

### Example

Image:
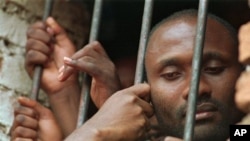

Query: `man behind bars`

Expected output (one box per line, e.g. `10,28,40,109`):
11,9,244,141
65,9,245,141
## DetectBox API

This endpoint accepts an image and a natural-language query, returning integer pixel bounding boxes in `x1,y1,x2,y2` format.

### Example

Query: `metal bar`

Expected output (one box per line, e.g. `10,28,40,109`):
183,0,209,141
30,0,53,100
134,0,154,84
77,0,103,127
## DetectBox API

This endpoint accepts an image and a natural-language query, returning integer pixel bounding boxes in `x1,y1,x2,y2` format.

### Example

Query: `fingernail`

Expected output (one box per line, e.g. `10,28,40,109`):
18,96,30,101
58,65,65,73
64,57,72,64
46,27,54,36
47,17,54,24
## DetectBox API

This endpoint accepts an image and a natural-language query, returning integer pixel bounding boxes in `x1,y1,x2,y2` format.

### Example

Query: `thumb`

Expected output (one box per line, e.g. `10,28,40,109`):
18,97,54,120
164,136,183,141
128,83,150,102
46,17,68,42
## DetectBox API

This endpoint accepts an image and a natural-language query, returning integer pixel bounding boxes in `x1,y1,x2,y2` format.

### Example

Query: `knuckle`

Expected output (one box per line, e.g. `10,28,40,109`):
15,126,24,136
137,118,147,129
26,39,36,50
92,41,102,49
26,50,36,59
134,106,144,115
16,115,25,124
126,94,138,104
83,44,93,53
26,26,36,37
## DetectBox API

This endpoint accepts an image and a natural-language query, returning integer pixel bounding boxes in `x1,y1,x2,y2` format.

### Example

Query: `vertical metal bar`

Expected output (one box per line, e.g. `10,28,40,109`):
30,0,53,100
183,0,209,141
134,0,154,84
77,0,103,127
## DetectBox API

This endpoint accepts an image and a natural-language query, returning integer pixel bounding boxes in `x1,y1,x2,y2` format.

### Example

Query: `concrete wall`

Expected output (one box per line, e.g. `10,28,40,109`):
0,0,89,140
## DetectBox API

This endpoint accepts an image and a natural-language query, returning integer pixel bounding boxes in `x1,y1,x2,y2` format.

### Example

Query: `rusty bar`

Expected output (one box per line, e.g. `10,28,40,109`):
183,0,209,141
134,0,154,84
30,0,53,100
77,0,103,127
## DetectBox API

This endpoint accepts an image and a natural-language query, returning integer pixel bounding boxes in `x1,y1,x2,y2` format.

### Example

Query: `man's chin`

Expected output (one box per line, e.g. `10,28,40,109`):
193,121,229,141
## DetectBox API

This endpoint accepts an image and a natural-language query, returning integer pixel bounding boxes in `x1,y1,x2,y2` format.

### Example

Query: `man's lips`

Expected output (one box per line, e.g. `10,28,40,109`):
183,103,218,121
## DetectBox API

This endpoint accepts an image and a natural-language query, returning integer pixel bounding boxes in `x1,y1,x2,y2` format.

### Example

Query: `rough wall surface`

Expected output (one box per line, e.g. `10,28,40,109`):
0,0,89,140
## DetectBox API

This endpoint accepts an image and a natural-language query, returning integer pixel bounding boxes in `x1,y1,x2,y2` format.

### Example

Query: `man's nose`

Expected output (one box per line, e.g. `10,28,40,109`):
182,76,212,100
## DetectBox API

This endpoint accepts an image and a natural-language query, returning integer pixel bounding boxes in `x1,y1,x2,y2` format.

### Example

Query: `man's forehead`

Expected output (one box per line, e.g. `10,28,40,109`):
147,16,231,52
146,17,197,53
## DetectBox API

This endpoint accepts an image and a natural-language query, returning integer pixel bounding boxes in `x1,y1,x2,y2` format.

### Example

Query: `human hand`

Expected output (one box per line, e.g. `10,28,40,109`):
235,71,250,113
10,97,62,141
58,41,122,108
164,136,183,141
25,17,78,95
65,83,153,141
235,22,250,113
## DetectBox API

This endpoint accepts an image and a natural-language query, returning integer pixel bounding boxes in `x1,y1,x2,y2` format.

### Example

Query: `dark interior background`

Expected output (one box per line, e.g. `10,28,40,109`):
82,0,250,60
79,0,250,117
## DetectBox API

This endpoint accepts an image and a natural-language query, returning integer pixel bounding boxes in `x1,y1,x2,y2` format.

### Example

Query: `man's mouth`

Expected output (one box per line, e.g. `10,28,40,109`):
195,103,218,121
183,102,218,121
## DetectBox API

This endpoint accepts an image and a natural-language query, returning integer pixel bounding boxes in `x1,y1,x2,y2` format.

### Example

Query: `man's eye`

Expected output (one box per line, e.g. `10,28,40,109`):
162,72,181,80
204,66,225,74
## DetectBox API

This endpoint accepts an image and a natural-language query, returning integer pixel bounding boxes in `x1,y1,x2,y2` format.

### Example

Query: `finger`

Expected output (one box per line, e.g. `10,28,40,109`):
12,107,37,136
115,84,153,117
13,138,33,141
12,126,37,139
18,97,55,120
27,21,45,30
125,83,151,101
89,41,109,57
32,100,55,120
123,84,153,117
136,97,154,118
26,38,51,56
27,23,51,44
58,56,95,81
164,136,183,141
57,41,107,81
144,115,151,132
235,71,250,113
46,17,68,42
14,106,37,119
18,97,37,108
15,114,38,130
64,56,96,73
70,41,103,60
25,50,48,76
57,64,75,82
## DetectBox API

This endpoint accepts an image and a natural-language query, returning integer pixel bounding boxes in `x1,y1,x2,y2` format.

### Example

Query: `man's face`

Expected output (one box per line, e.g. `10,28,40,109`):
145,17,244,141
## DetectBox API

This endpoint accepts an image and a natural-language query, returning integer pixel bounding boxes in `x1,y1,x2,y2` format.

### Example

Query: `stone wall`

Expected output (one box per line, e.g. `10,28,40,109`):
0,0,89,140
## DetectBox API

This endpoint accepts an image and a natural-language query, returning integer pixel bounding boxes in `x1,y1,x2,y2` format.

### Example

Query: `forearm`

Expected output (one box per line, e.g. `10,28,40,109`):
64,119,109,141
48,83,81,137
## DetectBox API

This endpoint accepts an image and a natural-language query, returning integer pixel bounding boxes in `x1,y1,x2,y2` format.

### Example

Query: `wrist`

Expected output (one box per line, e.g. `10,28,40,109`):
48,81,80,101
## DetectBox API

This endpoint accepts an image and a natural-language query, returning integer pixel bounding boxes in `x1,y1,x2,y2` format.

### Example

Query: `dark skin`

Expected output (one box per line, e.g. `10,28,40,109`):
13,13,244,141
145,16,244,141
11,84,153,141
24,17,122,136
25,17,80,136
10,97,62,141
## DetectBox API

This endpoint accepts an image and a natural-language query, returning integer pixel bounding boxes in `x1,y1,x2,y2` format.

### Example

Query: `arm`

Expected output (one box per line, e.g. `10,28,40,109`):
11,97,62,141
25,17,79,136
58,41,122,108
65,84,153,141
